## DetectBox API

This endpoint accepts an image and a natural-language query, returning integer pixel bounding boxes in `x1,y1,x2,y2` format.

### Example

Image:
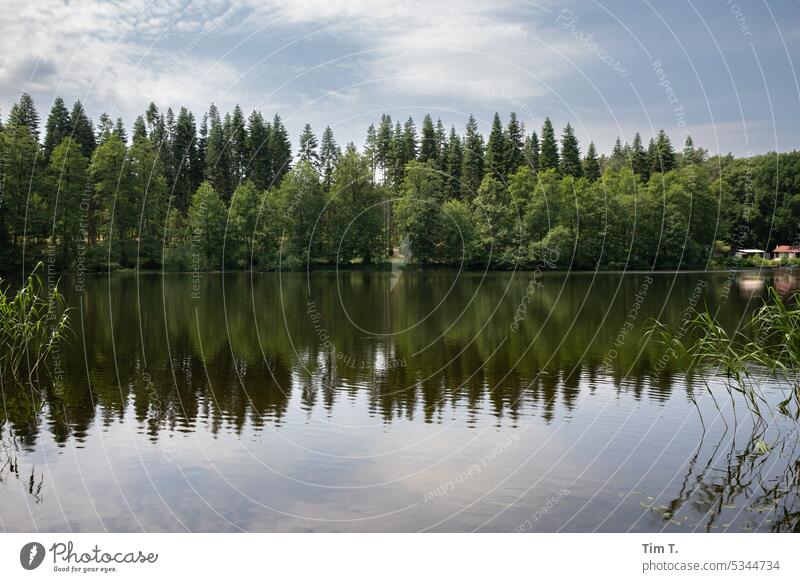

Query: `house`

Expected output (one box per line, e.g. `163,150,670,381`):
772,245,800,261
734,248,766,258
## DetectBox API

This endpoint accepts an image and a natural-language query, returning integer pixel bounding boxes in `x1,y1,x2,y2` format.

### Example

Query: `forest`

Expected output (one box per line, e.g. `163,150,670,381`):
0,92,798,272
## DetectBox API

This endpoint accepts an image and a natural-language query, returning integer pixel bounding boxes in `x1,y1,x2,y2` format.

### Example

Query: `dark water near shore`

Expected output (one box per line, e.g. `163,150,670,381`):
1,269,799,532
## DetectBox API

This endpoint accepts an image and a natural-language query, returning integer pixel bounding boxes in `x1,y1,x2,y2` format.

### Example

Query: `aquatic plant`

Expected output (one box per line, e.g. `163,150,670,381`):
649,287,800,423
0,263,70,384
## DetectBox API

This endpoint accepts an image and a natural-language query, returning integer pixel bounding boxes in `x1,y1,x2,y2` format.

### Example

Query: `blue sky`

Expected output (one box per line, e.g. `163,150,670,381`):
2,0,799,156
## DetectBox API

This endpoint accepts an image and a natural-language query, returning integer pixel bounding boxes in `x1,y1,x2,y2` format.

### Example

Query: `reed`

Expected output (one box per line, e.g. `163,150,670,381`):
0,262,71,384
648,287,800,423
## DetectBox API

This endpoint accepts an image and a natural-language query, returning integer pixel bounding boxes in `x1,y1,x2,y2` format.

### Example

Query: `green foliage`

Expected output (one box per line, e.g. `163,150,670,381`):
2,93,798,273
0,263,70,384
188,181,227,270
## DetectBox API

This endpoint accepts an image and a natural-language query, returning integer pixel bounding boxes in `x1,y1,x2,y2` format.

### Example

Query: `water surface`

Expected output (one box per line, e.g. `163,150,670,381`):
1,269,798,532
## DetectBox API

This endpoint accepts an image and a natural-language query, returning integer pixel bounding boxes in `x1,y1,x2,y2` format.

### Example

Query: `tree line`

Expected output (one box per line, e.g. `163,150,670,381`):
0,92,797,272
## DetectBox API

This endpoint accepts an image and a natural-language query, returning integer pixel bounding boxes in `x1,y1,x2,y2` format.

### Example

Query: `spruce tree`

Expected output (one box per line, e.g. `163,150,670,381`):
631,132,648,180
319,125,340,191
173,107,198,212
113,118,127,143
445,126,463,199
229,105,248,185
8,93,40,141
364,123,378,180
524,130,539,174
538,117,559,173
402,116,418,164
376,114,393,181
270,114,292,184
560,123,582,178
435,118,447,164
419,114,437,163
132,116,147,141
69,100,96,158
298,123,320,169
461,115,485,198
583,142,601,181
485,112,506,179
654,129,676,172
504,112,524,176
246,110,272,190
44,97,71,158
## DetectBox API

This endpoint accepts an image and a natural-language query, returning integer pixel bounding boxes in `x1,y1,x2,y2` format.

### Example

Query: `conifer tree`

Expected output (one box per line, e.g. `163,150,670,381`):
44,97,71,158
461,115,485,198
538,117,559,173
402,116,418,164
583,142,601,181
560,123,582,178
419,114,437,164
270,114,292,184
298,123,320,169
69,100,96,158
504,112,524,177
485,112,506,179
8,93,40,141
319,125,340,191
445,126,463,199
631,132,648,180
524,130,539,174
246,110,272,190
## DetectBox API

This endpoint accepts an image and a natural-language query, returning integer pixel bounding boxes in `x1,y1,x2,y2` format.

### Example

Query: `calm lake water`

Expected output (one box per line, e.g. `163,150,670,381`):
1,269,799,532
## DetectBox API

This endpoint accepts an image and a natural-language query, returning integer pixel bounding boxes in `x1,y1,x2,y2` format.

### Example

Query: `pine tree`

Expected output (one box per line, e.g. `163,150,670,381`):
538,117,559,173
43,97,71,158
298,123,319,169
524,130,539,174
583,142,601,181
461,115,485,198
270,114,292,184
319,125,340,191
69,100,96,158
504,112,524,177
560,123,582,178
485,112,506,179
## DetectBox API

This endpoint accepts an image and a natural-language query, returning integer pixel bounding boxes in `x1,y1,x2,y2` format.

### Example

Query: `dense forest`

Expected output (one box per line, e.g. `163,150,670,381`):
0,92,798,272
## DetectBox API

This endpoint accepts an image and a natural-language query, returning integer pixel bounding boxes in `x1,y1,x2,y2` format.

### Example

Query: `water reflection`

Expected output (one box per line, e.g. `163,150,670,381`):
0,269,797,532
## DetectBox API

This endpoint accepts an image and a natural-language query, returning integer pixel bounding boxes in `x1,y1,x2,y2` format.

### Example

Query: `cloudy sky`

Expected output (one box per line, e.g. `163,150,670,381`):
1,0,798,156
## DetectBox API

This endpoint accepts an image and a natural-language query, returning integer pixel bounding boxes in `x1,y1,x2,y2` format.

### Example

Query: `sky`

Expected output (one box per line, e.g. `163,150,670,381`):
1,0,799,156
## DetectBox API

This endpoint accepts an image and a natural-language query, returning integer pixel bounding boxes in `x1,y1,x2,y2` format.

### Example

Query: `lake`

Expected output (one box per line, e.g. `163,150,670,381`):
1,269,799,532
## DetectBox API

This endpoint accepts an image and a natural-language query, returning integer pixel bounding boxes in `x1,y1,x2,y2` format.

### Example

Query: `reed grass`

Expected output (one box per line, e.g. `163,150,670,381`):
0,262,71,384
648,287,800,423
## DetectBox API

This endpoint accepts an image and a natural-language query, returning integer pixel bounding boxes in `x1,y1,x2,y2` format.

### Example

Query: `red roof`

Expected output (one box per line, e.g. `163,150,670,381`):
773,245,800,253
